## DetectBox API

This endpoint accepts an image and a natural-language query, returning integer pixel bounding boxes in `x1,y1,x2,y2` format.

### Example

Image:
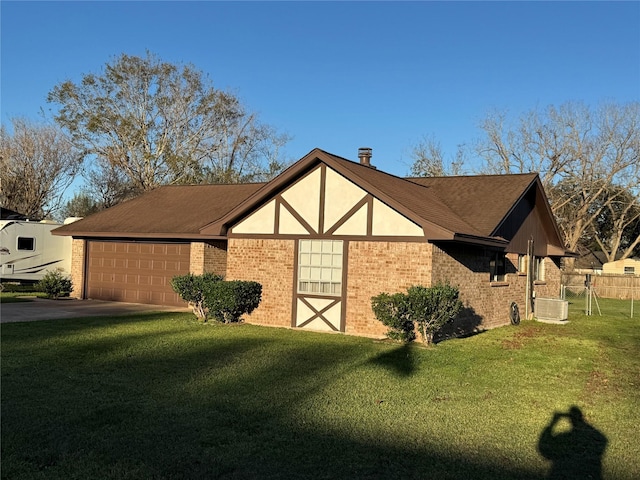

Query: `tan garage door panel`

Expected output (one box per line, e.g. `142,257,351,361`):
86,241,190,306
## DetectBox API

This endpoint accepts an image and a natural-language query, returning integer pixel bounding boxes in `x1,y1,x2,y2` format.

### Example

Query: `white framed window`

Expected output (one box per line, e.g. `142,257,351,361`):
624,266,635,275
298,239,343,295
518,254,527,273
17,237,35,251
490,252,506,282
533,256,545,281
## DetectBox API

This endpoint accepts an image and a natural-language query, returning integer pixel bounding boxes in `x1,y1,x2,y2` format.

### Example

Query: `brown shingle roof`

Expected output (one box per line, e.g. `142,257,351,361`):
54,148,551,248
406,173,538,236
53,183,264,239
200,148,540,245
324,152,485,237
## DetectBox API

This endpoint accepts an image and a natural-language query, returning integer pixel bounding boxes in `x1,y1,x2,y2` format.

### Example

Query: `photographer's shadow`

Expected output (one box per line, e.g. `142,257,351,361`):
538,406,608,479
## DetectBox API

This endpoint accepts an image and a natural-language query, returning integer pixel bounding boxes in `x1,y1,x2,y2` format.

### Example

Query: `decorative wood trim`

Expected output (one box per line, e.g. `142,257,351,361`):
296,297,340,331
274,197,281,234
366,196,373,237
324,195,369,236
341,240,349,332
319,165,326,235
278,195,316,234
291,238,348,333
291,239,300,328
229,232,428,242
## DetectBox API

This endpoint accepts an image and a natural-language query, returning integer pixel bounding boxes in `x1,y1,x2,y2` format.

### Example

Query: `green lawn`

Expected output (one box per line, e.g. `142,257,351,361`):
1,302,638,479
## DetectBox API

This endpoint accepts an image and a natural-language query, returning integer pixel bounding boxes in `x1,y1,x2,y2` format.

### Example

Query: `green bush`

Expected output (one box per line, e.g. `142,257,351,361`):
406,283,462,345
36,269,73,299
171,273,262,323
371,283,462,344
204,280,262,323
371,292,416,343
171,273,223,320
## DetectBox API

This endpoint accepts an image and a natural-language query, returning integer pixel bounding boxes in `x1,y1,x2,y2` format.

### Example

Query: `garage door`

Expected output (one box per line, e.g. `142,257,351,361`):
86,241,190,306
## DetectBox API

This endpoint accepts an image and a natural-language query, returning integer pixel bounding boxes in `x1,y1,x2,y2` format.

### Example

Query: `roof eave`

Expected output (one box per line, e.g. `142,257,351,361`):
52,230,226,241
451,233,510,248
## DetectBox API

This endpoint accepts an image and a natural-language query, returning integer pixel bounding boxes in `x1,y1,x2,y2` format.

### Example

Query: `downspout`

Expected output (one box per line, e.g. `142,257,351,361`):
526,238,534,319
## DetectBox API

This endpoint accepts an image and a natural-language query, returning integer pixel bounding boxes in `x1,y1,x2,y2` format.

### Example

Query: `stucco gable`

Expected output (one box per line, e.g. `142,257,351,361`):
226,163,426,238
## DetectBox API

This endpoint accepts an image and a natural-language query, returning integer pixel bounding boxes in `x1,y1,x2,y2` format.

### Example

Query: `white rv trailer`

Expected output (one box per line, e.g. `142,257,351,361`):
0,219,75,282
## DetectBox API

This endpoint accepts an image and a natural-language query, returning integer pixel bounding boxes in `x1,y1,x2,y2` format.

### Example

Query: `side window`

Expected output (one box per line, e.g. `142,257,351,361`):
534,257,545,281
298,239,343,295
518,254,527,273
490,252,506,282
624,266,635,275
17,237,35,251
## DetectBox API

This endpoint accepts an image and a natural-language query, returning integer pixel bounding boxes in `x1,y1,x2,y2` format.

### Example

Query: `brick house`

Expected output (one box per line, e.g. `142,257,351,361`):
54,148,569,338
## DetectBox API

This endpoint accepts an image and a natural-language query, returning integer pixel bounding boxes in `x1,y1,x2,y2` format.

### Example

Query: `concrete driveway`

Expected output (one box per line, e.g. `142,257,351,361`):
0,297,190,323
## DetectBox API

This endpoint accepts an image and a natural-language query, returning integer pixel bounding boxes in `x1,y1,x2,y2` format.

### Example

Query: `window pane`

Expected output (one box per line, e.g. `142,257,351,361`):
17,237,35,251
301,267,310,279
297,240,343,295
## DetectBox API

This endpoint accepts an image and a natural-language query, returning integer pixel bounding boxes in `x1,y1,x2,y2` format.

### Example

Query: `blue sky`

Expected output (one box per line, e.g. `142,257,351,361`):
2,1,639,179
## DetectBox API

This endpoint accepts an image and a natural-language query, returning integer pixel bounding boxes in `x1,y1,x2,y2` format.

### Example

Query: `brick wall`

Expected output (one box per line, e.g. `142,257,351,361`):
345,241,434,337
224,237,562,340
431,245,562,335
226,238,294,328
70,238,85,299
190,241,227,276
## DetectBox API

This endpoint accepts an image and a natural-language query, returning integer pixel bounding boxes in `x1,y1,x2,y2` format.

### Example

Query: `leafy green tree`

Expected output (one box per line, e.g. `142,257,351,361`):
60,191,102,219
48,52,290,204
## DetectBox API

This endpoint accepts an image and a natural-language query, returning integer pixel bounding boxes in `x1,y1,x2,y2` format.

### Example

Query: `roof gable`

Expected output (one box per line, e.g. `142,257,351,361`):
201,149,488,241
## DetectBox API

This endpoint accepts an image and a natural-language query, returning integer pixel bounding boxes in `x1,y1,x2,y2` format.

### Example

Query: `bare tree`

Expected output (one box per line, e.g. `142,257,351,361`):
589,186,640,261
476,102,640,259
47,52,290,200
409,135,466,177
0,118,80,219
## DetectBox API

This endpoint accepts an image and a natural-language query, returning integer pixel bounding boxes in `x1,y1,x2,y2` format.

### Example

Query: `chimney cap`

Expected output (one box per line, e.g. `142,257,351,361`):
358,147,373,167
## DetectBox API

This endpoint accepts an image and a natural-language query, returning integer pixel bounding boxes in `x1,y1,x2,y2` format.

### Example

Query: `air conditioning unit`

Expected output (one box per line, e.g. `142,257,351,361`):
534,298,569,322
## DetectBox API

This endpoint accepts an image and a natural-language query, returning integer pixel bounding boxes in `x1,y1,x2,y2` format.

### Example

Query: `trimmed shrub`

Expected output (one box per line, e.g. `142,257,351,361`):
36,269,73,299
203,280,262,323
406,283,462,345
171,273,223,320
371,292,416,343
371,283,462,344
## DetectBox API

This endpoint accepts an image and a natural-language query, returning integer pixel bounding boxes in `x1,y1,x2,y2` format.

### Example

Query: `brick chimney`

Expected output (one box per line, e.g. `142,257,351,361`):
358,147,374,168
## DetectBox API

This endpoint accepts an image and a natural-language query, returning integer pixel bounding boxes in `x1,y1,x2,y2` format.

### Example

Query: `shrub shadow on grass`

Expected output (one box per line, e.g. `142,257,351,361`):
368,343,418,377
435,305,485,343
